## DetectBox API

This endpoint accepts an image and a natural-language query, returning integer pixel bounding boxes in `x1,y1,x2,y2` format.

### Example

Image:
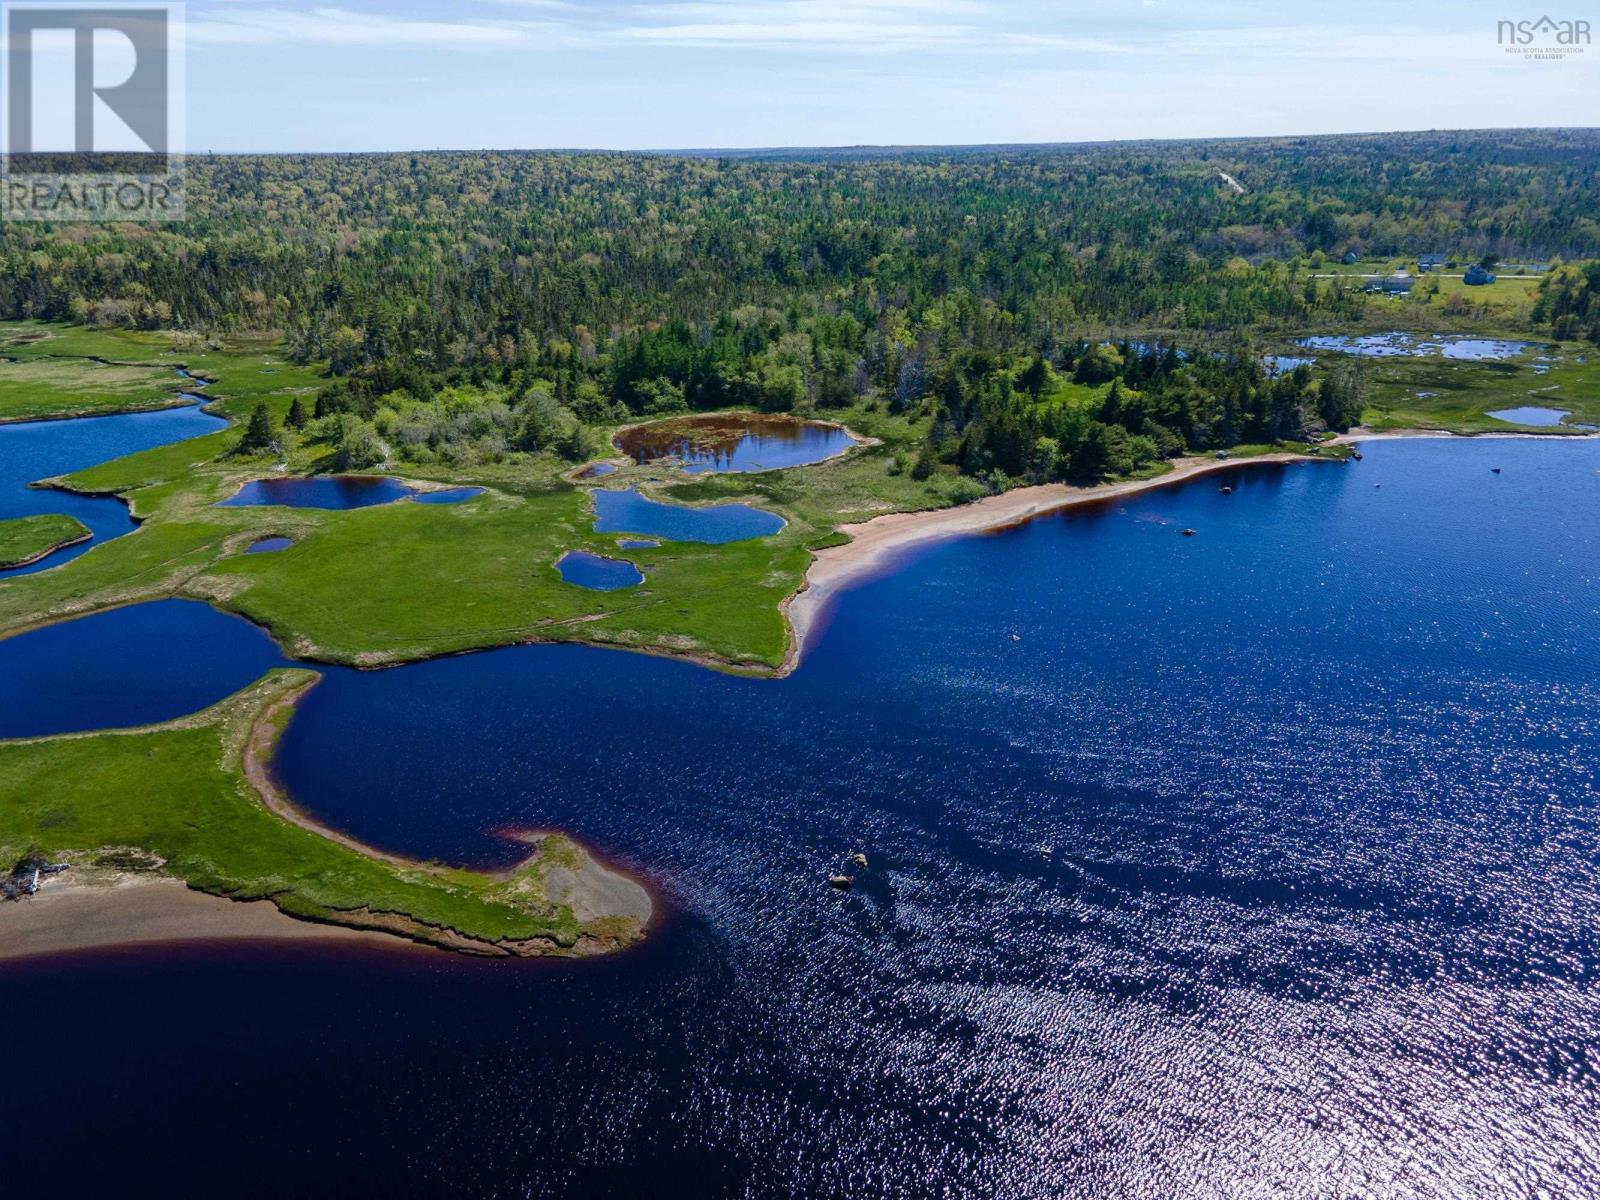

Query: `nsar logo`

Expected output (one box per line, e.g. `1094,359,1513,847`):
1497,15,1591,59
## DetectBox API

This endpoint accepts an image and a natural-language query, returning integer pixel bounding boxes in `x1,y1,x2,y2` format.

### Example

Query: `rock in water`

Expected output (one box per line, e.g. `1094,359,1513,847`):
828,875,854,891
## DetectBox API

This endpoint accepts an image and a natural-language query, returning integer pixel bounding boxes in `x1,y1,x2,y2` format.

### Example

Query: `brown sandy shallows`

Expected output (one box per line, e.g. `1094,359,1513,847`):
0,872,398,962
781,452,1323,674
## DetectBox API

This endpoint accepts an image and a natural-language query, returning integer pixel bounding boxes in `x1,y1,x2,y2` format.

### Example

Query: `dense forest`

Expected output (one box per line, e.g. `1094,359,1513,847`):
5,129,1597,484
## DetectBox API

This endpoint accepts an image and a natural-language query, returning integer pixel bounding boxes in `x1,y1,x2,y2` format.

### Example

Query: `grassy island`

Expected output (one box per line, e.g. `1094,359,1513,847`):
0,670,650,956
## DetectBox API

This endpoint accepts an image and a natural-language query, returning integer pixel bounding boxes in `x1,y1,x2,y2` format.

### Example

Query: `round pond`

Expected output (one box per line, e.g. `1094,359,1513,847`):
615,414,858,474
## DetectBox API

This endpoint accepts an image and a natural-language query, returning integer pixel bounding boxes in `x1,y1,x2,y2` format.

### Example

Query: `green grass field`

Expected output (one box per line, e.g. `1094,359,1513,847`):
1304,263,1550,324
0,514,90,568
0,670,643,953
0,320,319,423
0,324,960,671
0,355,185,422
1419,273,1544,318
1345,344,1600,432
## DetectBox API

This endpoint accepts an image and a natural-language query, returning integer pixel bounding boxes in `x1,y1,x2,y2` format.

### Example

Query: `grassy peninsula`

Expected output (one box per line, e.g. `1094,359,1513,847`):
0,669,649,956
0,514,90,569
0,323,200,422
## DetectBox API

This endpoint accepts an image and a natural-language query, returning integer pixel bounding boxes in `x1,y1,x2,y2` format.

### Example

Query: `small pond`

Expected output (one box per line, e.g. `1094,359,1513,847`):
555,550,645,591
413,486,484,506
246,536,294,553
0,600,290,739
615,414,858,474
591,488,785,544
1264,355,1314,376
1487,406,1598,430
218,476,481,510
220,476,414,509
1299,334,1539,361
575,462,617,479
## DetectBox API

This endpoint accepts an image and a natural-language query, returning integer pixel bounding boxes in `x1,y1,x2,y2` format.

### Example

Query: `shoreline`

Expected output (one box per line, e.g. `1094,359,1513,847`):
1,674,653,965
0,871,404,963
1332,427,1600,442
779,426,1600,674
779,451,1324,675
0,389,196,427
0,528,93,570
6,427,1595,961
235,675,654,956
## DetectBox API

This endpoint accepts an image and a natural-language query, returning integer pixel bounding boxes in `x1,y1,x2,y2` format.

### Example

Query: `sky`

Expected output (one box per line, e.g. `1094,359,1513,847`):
156,0,1600,150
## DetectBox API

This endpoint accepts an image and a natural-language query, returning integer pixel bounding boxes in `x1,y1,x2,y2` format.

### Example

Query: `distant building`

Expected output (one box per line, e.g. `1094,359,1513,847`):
1366,271,1415,296
1464,264,1497,286
1418,253,1446,273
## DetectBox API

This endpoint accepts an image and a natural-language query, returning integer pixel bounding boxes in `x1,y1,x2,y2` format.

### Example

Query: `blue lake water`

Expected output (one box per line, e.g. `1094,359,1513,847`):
591,487,785,543
1487,405,1593,429
1300,333,1539,360
413,486,485,505
218,475,417,509
1264,353,1314,376
4,438,1600,1195
0,599,288,739
0,398,224,579
555,550,645,590
220,477,484,509
246,536,294,553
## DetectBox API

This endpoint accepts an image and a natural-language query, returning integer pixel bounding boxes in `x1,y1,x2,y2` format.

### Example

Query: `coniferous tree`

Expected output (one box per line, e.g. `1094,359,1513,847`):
237,403,276,454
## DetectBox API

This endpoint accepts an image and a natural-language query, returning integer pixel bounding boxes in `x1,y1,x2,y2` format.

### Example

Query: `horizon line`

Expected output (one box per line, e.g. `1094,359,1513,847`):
176,125,1600,159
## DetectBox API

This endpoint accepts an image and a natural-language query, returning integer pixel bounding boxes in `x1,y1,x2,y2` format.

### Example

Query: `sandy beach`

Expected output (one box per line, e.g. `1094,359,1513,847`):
0,872,394,962
781,451,1321,673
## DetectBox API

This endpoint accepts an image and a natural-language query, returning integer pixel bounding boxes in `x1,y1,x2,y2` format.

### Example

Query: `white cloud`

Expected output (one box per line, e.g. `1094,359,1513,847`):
615,0,992,52
618,21,975,51
179,2,1537,63
187,7,564,48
